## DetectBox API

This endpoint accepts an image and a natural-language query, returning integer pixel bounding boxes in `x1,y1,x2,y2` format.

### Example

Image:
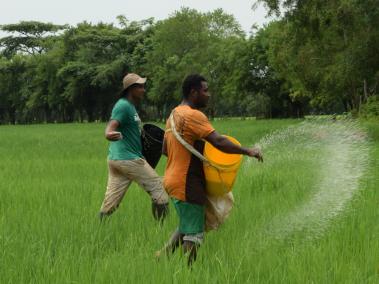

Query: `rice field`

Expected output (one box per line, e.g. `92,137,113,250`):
1,118,378,283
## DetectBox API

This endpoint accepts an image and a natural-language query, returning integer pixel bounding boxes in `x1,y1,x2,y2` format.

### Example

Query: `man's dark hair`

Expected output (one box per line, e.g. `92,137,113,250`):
182,74,207,99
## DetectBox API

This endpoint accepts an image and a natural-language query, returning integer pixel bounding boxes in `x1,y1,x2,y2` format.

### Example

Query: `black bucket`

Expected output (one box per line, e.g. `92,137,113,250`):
141,124,165,169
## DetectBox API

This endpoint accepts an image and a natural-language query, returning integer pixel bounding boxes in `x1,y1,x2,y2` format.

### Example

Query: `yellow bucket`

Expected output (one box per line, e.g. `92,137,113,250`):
203,136,242,196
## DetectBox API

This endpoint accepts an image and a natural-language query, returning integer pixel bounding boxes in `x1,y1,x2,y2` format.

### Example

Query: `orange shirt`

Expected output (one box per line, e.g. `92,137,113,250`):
163,105,215,205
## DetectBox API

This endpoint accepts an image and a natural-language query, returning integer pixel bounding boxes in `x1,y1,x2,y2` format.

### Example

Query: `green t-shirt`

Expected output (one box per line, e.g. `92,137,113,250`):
108,98,143,160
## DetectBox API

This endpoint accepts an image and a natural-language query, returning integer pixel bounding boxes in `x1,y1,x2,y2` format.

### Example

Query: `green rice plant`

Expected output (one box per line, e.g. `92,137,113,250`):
0,119,378,283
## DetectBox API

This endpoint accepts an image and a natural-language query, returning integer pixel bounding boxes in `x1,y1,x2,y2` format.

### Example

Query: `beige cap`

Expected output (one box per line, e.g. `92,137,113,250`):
122,73,147,90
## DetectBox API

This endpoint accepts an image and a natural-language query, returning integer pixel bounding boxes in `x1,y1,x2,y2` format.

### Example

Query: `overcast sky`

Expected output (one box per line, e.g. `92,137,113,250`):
0,0,273,35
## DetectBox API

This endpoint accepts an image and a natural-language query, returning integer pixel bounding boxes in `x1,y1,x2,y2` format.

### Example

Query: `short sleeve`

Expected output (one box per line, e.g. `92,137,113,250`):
188,110,215,139
111,102,129,125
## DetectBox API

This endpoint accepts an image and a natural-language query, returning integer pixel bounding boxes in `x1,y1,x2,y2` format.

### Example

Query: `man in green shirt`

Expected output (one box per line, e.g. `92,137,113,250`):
99,73,169,221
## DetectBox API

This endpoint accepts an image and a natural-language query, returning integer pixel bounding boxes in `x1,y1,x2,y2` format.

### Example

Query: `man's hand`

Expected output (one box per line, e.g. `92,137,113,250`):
105,120,122,141
246,147,263,162
106,131,123,141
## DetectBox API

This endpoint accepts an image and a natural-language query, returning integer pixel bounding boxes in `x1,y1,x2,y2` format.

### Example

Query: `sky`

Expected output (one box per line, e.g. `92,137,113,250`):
0,0,273,35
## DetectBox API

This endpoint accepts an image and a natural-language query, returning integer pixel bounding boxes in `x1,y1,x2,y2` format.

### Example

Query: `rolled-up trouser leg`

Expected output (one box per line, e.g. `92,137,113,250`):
182,232,204,245
99,160,132,217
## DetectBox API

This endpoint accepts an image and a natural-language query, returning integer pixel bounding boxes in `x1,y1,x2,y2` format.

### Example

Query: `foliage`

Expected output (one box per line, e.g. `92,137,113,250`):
258,0,379,113
0,3,378,123
0,21,67,57
360,95,379,119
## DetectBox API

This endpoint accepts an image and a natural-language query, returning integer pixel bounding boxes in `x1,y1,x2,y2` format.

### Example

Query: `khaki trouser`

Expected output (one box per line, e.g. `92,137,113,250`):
100,159,169,214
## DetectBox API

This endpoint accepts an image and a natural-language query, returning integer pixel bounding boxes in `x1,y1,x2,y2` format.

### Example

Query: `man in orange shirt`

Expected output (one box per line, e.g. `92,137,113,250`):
158,74,263,265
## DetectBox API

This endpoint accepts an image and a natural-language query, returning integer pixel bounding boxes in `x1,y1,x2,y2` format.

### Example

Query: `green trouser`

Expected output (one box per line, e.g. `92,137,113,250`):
172,198,205,244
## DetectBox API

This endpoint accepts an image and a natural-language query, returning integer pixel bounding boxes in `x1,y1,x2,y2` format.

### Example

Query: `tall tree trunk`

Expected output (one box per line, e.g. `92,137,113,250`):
86,109,94,122
101,106,108,122
341,99,348,112
363,79,368,101
9,107,16,124
44,103,52,123
63,106,75,123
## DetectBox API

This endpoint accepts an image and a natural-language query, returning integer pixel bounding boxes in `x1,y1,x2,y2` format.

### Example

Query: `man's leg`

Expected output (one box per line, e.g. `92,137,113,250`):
99,160,131,220
182,233,203,266
151,203,169,221
127,159,169,221
183,241,199,266
155,228,184,259
171,199,205,266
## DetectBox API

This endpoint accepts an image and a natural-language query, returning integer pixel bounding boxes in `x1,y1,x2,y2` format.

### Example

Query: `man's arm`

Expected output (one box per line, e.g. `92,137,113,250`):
105,120,122,141
205,131,263,162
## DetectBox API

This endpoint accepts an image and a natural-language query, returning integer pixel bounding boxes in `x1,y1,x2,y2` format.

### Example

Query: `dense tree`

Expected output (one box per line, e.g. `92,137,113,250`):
0,55,28,123
0,3,378,124
0,21,67,57
257,0,379,113
144,8,248,119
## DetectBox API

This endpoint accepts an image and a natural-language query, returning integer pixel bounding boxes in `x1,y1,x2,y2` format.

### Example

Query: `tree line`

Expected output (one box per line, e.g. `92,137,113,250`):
0,2,378,124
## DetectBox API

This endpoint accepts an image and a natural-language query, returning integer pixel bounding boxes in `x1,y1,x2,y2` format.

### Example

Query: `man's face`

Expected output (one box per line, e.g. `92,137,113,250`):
130,84,145,104
194,81,210,108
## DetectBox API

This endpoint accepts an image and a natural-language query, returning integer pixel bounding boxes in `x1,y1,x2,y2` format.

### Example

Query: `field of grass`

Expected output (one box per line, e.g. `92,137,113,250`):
1,119,378,283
